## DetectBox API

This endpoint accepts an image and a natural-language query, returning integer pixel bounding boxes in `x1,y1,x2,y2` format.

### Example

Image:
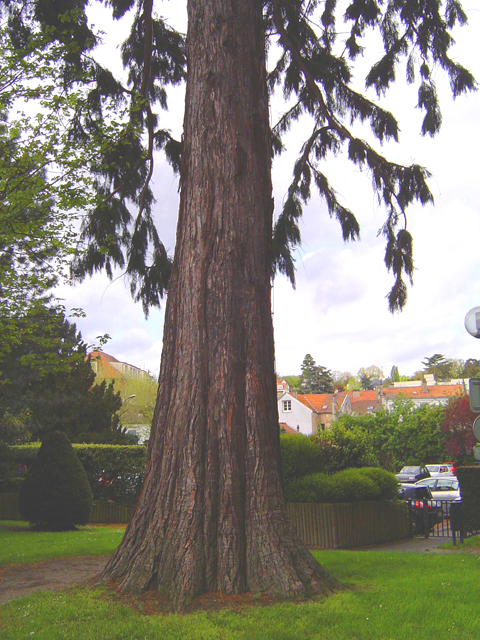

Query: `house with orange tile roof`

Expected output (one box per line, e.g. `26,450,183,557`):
88,351,150,380
350,389,383,414
382,381,465,411
277,391,351,435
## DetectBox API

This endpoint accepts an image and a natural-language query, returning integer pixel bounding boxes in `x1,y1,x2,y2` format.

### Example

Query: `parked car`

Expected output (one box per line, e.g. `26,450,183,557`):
425,464,453,477
395,466,430,483
398,483,443,535
443,461,457,475
415,477,461,514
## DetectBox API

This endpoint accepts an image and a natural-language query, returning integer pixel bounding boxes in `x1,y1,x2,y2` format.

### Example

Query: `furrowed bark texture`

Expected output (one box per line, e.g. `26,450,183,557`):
101,0,341,609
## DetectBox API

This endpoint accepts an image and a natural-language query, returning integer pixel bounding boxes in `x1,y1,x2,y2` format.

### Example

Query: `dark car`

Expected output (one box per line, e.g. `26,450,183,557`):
398,483,443,535
395,465,430,483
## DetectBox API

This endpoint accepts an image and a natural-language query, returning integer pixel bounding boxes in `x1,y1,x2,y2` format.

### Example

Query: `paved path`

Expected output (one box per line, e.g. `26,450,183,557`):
353,536,452,552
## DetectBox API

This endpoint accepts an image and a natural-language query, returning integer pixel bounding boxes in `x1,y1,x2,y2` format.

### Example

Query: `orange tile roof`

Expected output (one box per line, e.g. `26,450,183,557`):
297,393,348,413
383,384,464,400
87,351,123,378
279,422,299,434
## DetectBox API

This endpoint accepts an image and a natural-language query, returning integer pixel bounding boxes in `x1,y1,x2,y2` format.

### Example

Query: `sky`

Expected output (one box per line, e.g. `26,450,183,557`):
56,3,480,380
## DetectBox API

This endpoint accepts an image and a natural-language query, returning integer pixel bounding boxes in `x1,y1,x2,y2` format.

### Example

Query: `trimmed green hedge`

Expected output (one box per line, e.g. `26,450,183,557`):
285,467,398,503
12,444,147,506
9,441,398,507
19,431,93,530
456,466,480,531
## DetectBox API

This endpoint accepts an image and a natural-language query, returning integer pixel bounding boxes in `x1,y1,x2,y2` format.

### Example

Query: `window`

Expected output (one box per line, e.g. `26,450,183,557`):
282,400,292,412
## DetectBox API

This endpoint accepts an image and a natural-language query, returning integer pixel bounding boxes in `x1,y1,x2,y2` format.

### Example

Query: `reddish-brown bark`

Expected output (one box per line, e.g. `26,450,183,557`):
101,0,341,609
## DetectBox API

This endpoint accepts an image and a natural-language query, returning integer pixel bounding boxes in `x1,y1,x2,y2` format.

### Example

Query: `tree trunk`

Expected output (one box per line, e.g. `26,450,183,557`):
101,0,341,610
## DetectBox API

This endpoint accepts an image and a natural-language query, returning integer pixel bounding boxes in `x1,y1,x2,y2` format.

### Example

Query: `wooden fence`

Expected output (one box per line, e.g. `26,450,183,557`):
0,493,134,525
1,493,409,547
287,500,410,548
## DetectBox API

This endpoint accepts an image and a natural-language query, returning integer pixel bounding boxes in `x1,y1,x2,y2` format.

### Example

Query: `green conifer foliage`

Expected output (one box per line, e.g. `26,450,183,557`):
18,431,93,530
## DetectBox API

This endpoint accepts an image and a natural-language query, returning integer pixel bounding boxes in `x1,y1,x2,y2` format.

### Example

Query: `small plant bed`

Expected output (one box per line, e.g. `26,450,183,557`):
0,520,125,567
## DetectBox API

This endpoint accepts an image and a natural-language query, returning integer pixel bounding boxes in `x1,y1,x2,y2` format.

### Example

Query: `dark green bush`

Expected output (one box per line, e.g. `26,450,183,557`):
356,467,398,500
456,466,480,532
285,467,397,503
18,431,93,530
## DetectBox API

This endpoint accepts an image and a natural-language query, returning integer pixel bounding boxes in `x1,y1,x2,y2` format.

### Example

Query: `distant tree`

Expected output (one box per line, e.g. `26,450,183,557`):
390,366,400,383
422,354,454,381
440,394,477,457
300,354,334,394
462,359,480,378
359,373,374,390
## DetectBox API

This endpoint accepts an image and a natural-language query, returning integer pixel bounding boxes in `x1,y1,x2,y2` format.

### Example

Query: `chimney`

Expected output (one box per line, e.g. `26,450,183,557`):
422,379,428,393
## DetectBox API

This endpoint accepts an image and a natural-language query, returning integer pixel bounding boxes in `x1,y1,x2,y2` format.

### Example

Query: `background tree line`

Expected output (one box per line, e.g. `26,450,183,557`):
282,353,480,393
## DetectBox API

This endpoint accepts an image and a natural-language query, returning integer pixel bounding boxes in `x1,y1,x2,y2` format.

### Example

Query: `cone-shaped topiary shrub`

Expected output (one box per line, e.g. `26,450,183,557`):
18,431,93,530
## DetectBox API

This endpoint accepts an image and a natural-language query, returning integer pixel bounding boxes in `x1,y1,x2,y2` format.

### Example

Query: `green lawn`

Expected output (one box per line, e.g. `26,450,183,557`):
0,521,125,566
1,522,479,640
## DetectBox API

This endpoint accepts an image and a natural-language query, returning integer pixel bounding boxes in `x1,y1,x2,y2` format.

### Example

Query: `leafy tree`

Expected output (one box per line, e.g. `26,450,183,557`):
462,359,480,379
0,303,126,443
2,0,476,610
440,394,477,458
314,424,379,472
300,354,334,393
333,398,447,471
0,22,103,314
18,431,93,530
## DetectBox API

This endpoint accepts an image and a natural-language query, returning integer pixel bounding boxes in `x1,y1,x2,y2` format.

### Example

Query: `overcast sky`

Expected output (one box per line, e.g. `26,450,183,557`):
56,3,480,380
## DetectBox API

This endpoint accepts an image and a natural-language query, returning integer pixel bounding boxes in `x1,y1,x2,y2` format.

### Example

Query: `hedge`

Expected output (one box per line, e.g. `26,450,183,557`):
12,444,147,506
456,466,480,532
285,467,398,504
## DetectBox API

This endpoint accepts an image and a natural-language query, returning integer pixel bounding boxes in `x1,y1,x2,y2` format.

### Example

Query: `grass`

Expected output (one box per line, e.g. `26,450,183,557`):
0,523,479,640
0,521,125,567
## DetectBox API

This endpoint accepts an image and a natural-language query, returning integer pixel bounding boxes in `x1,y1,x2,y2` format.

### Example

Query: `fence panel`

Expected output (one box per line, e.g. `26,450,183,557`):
0,494,133,524
287,501,410,548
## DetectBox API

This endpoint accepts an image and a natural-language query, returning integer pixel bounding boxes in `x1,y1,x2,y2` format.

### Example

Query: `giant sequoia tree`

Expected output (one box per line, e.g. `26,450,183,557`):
1,0,475,609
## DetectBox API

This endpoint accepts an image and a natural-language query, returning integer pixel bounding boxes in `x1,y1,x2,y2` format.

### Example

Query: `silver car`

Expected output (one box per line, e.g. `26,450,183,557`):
415,477,460,502
425,464,453,477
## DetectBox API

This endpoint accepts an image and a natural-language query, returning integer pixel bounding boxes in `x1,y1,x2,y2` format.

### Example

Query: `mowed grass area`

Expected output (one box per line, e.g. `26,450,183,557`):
0,521,125,566
1,522,479,640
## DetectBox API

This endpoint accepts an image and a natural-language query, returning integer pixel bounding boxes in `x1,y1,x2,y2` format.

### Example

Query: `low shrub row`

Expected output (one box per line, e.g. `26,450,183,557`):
11,444,147,506
285,467,398,503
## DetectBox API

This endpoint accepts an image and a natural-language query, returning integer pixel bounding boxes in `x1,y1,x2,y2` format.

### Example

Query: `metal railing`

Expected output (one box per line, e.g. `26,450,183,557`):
407,499,479,545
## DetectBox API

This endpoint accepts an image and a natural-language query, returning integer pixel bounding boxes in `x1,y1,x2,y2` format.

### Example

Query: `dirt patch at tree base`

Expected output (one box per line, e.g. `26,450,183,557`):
0,555,324,614
0,556,109,604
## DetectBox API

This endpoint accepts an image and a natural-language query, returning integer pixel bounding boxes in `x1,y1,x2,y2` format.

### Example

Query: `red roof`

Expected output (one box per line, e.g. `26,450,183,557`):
279,422,299,434
383,384,464,401
296,393,349,413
